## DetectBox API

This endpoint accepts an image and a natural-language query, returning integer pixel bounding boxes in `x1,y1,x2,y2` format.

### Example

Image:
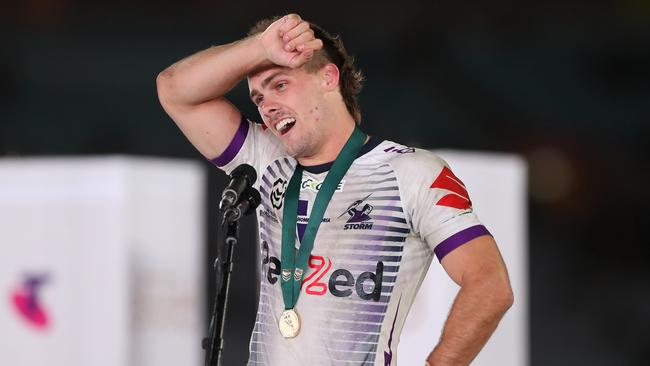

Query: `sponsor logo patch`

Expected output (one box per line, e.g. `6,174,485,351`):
262,252,384,301
384,146,415,154
11,274,51,330
297,199,330,242
430,166,472,209
301,177,345,192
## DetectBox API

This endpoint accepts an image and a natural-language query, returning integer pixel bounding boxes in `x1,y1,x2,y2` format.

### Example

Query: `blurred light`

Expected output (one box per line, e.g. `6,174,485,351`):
528,146,575,204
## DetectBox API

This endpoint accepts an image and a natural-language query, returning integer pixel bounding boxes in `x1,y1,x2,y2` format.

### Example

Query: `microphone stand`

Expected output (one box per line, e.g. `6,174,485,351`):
203,186,260,366
203,218,238,366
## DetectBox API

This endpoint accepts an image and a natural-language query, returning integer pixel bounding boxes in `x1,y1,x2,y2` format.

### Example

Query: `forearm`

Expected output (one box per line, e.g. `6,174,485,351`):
157,35,270,106
427,277,513,365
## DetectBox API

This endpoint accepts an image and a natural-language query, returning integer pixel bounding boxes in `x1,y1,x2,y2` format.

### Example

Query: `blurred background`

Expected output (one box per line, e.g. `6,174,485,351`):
1,0,649,365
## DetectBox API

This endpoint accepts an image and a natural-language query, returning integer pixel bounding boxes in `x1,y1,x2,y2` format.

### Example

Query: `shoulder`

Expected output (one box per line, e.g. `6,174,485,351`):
215,117,287,175
243,117,288,156
363,140,448,182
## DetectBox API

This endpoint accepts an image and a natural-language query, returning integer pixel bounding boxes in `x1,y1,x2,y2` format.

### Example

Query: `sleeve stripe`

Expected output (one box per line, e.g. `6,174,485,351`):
210,116,249,167
434,224,491,261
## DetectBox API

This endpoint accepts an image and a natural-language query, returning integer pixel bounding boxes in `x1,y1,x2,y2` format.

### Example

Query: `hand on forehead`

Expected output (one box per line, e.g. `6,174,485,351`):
258,14,324,70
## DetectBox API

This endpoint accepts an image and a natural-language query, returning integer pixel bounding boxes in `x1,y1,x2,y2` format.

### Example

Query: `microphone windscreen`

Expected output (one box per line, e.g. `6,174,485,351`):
230,164,257,184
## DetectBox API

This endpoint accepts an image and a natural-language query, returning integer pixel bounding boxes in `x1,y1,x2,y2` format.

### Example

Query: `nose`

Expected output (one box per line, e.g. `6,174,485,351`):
261,101,284,123
260,100,280,119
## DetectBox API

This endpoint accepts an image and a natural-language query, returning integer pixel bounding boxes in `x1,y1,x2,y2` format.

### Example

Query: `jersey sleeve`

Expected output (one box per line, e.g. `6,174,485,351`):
208,115,286,176
399,150,491,261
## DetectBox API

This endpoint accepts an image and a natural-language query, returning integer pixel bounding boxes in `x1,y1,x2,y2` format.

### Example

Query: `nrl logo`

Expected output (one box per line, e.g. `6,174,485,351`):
281,269,291,282
271,178,288,209
293,268,304,281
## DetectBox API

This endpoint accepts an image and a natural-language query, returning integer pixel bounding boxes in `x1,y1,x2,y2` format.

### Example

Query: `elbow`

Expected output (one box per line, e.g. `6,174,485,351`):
476,274,514,317
494,282,514,315
464,270,514,314
502,286,515,312
156,68,178,106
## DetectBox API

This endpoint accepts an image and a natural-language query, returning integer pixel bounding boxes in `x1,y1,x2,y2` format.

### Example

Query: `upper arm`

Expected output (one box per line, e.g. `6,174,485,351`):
157,76,243,160
440,235,509,287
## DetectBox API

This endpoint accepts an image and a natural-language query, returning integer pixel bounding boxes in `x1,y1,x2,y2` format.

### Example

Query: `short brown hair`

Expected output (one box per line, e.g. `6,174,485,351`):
248,17,364,124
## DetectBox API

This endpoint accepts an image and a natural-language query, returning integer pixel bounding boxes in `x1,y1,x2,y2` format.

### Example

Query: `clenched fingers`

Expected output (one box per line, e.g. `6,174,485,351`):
285,31,316,52
278,14,303,37
296,38,323,53
288,49,315,68
282,21,311,43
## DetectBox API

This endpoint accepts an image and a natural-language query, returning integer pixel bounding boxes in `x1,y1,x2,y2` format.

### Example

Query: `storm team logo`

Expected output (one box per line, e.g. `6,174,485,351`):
11,274,51,329
340,193,374,230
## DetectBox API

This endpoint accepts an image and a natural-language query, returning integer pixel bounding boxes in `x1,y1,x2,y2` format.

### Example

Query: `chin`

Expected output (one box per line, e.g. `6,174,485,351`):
286,146,305,159
283,127,319,159
285,141,312,159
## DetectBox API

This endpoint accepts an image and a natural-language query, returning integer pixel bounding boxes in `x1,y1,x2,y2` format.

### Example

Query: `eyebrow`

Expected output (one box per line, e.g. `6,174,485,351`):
249,71,288,102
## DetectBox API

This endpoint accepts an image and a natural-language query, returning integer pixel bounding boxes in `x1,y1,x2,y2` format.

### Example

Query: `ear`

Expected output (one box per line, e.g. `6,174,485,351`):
320,63,340,92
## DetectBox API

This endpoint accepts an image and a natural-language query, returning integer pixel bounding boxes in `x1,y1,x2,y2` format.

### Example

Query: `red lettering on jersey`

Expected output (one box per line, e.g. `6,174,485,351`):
302,255,331,296
430,166,472,209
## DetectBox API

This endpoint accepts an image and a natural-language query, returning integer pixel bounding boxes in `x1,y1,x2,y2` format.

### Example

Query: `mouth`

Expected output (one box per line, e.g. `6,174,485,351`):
273,117,296,136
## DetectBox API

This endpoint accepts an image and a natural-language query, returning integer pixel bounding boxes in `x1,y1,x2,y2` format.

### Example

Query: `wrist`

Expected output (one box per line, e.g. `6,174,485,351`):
241,34,274,71
228,35,270,77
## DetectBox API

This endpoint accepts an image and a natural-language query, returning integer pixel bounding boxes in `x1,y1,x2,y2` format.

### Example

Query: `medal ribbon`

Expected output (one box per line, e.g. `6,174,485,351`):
280,126,366,310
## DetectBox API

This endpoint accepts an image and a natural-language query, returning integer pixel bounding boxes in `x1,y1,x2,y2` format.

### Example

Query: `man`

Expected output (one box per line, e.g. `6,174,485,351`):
157,14,513,366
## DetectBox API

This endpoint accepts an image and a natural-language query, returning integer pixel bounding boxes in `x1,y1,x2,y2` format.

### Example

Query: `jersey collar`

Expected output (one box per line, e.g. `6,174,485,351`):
301,136,383,174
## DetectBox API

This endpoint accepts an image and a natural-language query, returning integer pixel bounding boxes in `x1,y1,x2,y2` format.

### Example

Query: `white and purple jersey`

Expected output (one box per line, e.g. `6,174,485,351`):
212,118,491,366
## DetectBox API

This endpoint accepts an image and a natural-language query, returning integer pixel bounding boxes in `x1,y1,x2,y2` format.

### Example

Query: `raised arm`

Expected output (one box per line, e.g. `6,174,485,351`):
156,14,322,159
426,235,514,366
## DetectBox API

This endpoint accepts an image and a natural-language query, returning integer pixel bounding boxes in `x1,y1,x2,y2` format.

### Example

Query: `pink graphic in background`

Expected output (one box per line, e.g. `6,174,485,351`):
11,274,51,330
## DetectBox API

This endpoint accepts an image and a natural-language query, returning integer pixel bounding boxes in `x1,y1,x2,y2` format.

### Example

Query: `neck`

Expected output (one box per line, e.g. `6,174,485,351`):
296,115,358,167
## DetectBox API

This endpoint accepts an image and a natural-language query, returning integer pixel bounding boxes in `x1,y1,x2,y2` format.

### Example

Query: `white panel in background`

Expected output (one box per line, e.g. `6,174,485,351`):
0,157,205,366
398,151,528,366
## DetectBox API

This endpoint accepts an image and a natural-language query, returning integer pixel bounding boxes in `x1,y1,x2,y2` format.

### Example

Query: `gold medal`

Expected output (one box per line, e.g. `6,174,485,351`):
278,309,301,338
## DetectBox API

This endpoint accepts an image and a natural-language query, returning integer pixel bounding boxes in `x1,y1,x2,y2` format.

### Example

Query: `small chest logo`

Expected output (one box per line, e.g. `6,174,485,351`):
270,178,287,209
340,193,374,230
301,177,345,192
297,199,331,242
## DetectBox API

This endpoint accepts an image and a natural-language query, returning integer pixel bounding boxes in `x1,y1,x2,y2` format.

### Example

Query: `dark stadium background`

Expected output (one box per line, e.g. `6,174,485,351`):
2,1,648,364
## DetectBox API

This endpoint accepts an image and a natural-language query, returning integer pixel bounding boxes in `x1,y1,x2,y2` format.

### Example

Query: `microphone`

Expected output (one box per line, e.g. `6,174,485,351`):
223,187,262,223
219,164,257,211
